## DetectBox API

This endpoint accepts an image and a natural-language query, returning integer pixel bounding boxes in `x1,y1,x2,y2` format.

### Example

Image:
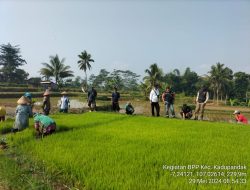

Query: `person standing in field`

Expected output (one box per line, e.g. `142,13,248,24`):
194,86,209,120
87,86,97,112
162,86,175,118
233,110,248,124
0,106,6,122
111,87,120,112
24,92,33,117
59,91,70,113
33,113,56,136
149,84,160,117
12,96,32,132
42,90,51,115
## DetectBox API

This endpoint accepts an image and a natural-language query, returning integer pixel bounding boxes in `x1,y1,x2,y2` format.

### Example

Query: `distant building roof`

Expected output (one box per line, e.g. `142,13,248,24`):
40,81,53,84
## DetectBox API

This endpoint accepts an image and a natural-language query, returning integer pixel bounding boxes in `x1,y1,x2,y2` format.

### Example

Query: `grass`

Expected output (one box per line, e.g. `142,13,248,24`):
0,151,55,190
0,112,249,190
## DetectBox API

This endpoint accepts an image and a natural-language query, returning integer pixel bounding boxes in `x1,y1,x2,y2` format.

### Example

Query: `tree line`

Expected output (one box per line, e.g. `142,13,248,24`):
0,43,249,104
142,63,250,105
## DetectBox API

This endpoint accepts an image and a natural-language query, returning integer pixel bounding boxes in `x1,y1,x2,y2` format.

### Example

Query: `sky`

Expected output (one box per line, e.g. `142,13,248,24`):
0,0,250,81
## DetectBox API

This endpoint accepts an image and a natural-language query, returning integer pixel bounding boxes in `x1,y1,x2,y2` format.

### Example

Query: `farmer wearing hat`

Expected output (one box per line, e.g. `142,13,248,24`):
59,91,70,113
233,110,248,124
0,106,6,122
42,90,51,115
33,113,56,136
12,96,32,132
24,92,33,116
111,87,120,112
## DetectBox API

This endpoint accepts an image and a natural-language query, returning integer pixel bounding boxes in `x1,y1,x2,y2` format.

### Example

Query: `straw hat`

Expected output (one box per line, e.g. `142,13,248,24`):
43,90,50,96
17,96,29,105
61,91,67,95
233,110,240,114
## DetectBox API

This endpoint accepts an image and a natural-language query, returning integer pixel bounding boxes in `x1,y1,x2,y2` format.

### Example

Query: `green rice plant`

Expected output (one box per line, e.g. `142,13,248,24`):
1,112,249,189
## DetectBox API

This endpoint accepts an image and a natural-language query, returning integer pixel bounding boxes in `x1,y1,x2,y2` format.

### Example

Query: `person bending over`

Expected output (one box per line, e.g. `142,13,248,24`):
34,113,56,136
180,104,192,119
233,110,248,124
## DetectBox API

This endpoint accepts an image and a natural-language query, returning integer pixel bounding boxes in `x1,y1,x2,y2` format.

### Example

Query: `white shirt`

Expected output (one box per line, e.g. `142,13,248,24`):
149,88,160,102
60,96,70,109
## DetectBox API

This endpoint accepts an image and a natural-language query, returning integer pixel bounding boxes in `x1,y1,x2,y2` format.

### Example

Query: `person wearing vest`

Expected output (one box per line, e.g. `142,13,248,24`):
149,84,160,116
194,86,209,120
162,86,175,118
59,91,70,113
111,87,120,112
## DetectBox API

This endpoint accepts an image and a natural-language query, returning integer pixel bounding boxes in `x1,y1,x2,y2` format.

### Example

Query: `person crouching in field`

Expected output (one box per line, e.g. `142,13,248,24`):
0,106,6,122
42,90,51,115
194,86,209,120
111,87,120,112
233,110,248,124
34,113,56,136
59,91,70,113
12,96,32,132
180,104,192,119
125,102,134,115
162,86,175,118
149,84,160,117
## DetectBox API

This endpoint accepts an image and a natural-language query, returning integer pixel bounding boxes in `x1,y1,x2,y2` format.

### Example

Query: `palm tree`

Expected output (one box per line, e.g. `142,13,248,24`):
144,63,164,88
77,50,94,89
208,62,233,105
40,55,74,85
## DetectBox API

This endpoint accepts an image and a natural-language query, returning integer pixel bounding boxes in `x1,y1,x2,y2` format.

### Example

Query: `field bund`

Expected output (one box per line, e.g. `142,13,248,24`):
0,112,249,190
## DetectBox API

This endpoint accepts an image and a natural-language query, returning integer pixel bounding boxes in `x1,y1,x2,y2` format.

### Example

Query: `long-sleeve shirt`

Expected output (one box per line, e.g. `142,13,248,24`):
60,96,70,109
149,88,160,103
13,105,32,130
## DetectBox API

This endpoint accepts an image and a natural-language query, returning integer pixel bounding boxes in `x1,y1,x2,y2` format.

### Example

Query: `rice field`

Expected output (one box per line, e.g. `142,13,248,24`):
0,112,249,190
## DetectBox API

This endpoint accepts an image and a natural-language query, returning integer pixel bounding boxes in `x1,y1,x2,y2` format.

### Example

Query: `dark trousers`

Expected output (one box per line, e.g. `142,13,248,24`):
112,102,120,112
43,109,50,116
151,102,160,116
0,116,5,122
60,108,68,113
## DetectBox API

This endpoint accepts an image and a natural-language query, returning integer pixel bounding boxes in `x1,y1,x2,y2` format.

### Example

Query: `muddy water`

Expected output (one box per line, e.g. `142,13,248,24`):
57,99,87,109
